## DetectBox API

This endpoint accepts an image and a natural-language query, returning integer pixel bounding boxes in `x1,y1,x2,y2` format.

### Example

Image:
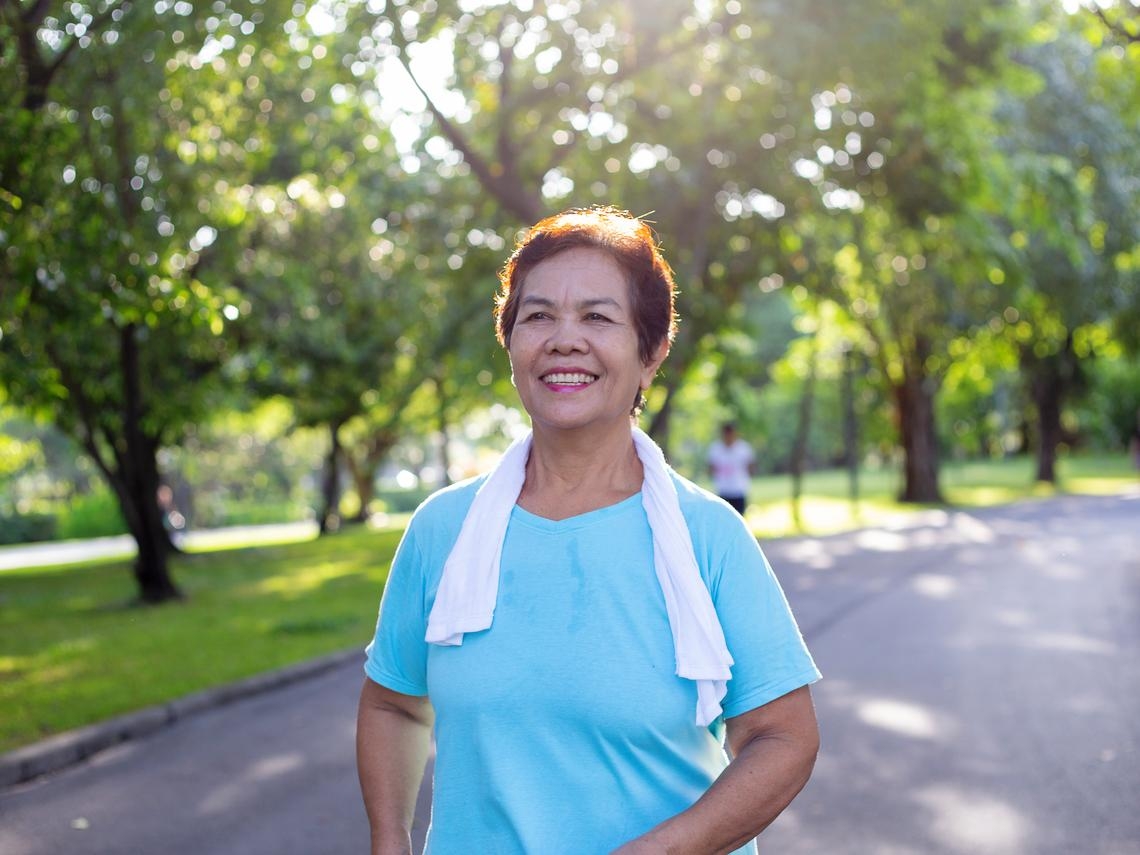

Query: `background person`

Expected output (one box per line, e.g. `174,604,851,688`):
707,422,756,515
356,206,820,855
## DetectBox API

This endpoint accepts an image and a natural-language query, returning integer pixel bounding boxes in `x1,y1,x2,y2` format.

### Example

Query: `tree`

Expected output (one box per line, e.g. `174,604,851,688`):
0,0,295,600
997,5,1140,480
777,2,1028,501
358,1,847,452
227,42,509,529
360,0,1044,495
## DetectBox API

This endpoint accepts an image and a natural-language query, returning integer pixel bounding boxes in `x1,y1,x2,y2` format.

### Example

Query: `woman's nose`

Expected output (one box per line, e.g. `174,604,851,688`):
545,320,587,353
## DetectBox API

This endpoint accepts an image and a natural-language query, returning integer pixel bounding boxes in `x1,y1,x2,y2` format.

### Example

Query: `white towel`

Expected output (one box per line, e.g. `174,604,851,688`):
425,427,734,726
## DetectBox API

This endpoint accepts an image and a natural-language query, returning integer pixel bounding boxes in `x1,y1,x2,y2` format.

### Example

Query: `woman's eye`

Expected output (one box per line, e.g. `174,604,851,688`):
523,311,550,322
585,312,610,322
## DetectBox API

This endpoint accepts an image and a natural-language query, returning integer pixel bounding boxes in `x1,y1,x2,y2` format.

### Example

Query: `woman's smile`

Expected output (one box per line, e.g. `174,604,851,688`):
541,370,599,391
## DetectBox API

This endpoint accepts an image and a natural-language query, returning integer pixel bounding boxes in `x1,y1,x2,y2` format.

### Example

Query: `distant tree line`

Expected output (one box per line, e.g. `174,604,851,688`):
1,0,1137,601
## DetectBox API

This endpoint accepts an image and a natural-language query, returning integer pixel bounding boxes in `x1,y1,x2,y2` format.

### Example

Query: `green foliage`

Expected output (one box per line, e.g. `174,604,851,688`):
55,489,128,540
0,511,56,545
161,399,325,528
0,430,39,481
2,0,1138,540
371,486,436,515
195,501,312,528
1075,351,1140,449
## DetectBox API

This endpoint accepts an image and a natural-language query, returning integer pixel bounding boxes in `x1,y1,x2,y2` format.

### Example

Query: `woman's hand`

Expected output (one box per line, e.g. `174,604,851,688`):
610,685,819,855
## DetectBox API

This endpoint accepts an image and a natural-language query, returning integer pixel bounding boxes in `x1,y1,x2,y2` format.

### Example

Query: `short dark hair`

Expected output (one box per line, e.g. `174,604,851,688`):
494,206,678,364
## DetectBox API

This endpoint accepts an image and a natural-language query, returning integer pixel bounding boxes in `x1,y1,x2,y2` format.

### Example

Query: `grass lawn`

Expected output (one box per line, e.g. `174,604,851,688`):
743,453,1136,537
0,526,402,754
0,453,1135,754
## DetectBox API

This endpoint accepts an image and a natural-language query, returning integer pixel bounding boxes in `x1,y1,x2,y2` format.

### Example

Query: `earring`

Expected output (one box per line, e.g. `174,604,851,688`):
631,389,648,417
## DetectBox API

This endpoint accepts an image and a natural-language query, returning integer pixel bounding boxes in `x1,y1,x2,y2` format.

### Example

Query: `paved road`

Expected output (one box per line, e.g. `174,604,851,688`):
1,491,1137,854
763,489,1140,855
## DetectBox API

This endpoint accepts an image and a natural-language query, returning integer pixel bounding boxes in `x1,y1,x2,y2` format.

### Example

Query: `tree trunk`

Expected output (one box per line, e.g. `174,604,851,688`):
318,420,344,535
101,463,182,603
892,344,944,504
1033,382,1062,483
841,345,861,503
348,464,375,525
118,324,182,603
1025,335,1078,484
345,429,400,524
789,338,818,530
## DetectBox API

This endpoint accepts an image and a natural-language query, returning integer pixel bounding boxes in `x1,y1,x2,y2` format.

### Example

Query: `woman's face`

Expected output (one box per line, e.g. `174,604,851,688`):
508,246,666,436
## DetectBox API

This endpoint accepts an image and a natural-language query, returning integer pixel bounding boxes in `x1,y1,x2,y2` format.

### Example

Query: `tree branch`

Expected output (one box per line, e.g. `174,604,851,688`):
386,21,543,222
1092,5,1140,44
46,0,130,78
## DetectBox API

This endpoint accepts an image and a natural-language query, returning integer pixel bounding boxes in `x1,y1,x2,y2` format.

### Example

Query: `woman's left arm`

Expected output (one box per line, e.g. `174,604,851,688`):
612,685,820,855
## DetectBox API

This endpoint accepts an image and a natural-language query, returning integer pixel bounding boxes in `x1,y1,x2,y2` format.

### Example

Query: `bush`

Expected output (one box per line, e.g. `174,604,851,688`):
372,487,434,514
0,511,57,545
55,491,128,540
193,499,312,528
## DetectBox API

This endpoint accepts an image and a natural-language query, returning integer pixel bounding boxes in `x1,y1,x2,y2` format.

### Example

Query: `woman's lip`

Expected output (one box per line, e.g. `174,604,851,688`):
543,380,595,392
540,367,597,376
540,370,598,384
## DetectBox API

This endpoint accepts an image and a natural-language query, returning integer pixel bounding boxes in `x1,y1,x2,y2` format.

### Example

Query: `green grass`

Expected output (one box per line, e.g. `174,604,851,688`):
741,453,1137,538
0,453,1135,755
0,525,402,754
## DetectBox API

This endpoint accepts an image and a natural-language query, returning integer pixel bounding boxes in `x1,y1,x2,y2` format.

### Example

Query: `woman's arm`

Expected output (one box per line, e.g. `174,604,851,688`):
612,685,820,855
356,678,435,855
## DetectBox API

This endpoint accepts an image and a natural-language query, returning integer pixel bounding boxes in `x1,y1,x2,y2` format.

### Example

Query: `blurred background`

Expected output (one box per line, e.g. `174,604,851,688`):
2,0,1139,605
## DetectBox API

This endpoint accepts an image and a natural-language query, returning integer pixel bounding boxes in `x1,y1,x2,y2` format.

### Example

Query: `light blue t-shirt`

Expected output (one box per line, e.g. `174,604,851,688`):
365,472,820,855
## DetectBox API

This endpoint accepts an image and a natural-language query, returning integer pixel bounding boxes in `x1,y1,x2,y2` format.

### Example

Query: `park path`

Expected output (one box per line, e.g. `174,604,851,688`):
1,490,1137,854
0,522,318,572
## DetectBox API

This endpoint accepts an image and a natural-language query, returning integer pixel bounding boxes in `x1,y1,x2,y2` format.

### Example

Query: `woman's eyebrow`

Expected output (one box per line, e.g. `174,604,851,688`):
518,296,623,310
578,297,622,311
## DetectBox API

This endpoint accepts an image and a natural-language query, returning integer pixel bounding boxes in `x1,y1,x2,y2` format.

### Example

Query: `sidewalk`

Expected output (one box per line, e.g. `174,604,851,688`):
0,522,318,572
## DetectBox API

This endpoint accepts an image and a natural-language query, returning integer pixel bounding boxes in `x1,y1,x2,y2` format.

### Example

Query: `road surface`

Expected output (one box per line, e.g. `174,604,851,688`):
1,491,1137,854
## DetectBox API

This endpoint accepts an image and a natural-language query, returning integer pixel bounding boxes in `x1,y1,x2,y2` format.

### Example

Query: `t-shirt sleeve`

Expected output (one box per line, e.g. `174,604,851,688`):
705,512,821,719
364,522,431,696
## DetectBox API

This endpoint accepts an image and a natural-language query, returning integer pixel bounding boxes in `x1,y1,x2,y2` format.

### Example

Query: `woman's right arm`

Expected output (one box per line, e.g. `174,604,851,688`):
356,678,435,855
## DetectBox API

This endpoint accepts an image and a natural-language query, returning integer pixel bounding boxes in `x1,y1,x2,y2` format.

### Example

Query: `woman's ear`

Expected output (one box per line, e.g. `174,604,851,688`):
640,339,671,388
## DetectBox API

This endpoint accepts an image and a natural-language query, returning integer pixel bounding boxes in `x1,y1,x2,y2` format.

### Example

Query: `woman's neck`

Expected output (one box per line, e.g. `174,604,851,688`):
517,423,643,520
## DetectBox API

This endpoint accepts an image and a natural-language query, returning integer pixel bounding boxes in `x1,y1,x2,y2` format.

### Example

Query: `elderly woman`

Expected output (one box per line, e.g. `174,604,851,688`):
357,206,821,855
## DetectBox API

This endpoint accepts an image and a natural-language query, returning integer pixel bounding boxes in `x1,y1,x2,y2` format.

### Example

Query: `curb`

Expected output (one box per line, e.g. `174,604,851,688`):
0,647,361,791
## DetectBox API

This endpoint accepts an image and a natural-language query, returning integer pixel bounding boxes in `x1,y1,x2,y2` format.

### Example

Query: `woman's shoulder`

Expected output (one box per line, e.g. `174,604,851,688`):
401,476,490,549
666,470,765,590
405,475,487,537
667,469,748,531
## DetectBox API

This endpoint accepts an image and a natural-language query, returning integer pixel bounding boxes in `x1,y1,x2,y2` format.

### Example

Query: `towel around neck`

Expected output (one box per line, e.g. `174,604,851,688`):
425,426,734,726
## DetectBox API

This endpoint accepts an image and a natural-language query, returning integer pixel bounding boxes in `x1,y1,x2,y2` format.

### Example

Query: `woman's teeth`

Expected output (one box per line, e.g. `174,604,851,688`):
543,372,596,384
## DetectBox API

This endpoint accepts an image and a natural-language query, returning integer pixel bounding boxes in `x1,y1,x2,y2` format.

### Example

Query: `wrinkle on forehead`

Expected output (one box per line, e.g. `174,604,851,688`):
519,247,634,308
